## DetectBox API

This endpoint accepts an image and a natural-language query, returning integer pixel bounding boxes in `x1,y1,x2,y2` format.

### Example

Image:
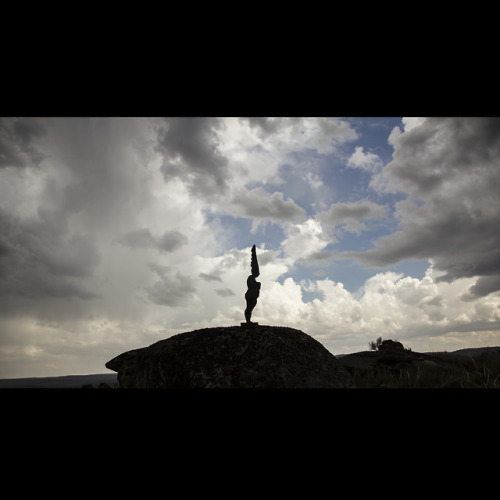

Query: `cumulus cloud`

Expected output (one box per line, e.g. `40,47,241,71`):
356,117,500,298
347,146,383,172
215,117,358,195
228,186,306,231
240,117,358,155
253,266,500,354
281,219,329,263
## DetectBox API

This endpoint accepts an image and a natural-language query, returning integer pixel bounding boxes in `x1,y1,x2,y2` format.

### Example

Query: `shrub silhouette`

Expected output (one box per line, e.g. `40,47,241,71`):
369,337,383,351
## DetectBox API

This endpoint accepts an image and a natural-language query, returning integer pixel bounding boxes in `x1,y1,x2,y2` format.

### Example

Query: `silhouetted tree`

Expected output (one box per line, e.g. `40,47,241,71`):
369,337,383,351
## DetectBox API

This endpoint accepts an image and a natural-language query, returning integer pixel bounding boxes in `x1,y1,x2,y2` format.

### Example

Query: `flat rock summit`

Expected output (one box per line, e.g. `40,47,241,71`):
105,325,354,388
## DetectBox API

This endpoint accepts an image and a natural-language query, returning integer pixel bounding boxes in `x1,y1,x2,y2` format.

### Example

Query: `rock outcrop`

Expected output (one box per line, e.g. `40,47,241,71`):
377,339,404,352
339,344,446,373
337,342,459,387
105,325,354,388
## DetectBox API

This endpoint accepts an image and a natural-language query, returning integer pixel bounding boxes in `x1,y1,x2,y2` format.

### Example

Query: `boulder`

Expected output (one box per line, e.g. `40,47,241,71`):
105,325,354,388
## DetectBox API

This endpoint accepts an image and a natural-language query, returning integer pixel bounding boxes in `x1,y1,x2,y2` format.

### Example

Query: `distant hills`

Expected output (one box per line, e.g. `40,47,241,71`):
0,373,117,389
433,346,500,357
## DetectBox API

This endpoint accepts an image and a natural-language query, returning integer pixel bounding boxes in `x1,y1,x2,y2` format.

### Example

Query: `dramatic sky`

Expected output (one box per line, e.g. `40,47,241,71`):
1,117,500,377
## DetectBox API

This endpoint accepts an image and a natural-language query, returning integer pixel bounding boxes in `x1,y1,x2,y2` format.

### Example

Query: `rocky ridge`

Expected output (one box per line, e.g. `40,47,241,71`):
105,325,354,388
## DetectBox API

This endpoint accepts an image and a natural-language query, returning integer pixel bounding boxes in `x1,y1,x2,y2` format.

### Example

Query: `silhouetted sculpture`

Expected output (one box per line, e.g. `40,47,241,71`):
243,245,261,325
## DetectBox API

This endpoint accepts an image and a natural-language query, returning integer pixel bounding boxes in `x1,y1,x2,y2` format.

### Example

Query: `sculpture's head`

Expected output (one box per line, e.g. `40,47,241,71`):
250,244,260,278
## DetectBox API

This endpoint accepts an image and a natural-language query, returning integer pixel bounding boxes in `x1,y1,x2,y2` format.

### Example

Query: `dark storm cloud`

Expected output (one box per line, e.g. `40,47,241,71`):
0,118,152,307
0,118,46,169
38,118,152,239
12,119,46,144
146,271,197,306
0,208,100,301
351,117,500,298
382,117,500,197
117,228,188,253
157,117,230,198
467,275,500,299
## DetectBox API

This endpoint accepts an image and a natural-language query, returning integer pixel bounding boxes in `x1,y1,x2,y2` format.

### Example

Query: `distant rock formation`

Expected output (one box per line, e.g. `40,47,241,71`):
339,343,441,372
377,339,405,352
334,342,500,388
105,325,354,388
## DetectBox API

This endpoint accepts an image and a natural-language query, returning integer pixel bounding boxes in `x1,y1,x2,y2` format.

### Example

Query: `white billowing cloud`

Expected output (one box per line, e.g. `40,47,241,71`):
281,218,329,264
305,171,323,189
251,264,500,355
258,277,310,325
401,117,426,132
216,117,358,188
308,280,363,337
298,117,359,154
347,146,383,172
240,117,358,155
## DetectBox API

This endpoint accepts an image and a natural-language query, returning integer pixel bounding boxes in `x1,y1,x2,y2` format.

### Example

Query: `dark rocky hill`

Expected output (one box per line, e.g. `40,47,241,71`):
105,325,354,388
